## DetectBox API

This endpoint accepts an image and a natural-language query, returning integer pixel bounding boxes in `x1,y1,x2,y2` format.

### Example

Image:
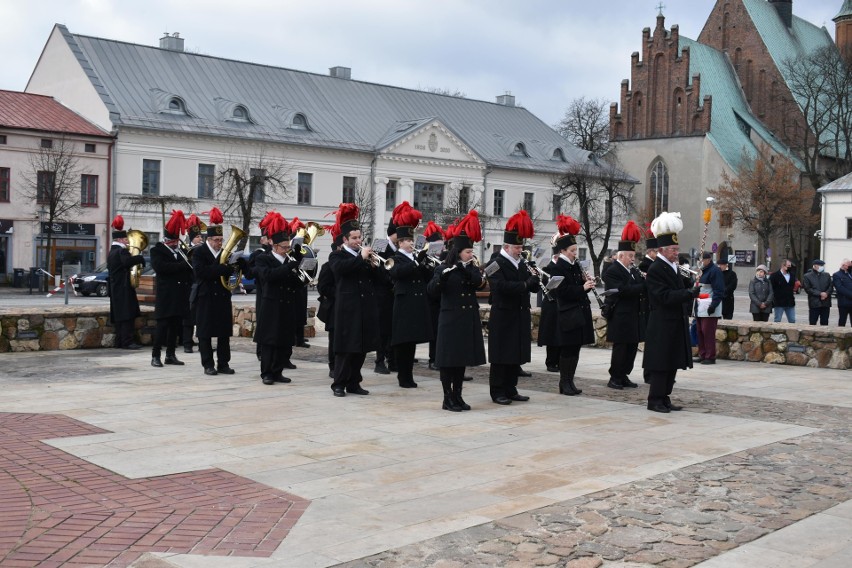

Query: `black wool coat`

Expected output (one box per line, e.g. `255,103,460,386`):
374,244,396,333
536,260,559,347
150,242,192,320
389,252,433,345
642,257,694,372
252,253,303,346
330,248,381,354
427,262,486,368
486,254,537,365
245,246,270,314
107,244,143,323
316,262,336,331
551,257,595,347
604,261,646,344
769,270,796,308
191,244,234,338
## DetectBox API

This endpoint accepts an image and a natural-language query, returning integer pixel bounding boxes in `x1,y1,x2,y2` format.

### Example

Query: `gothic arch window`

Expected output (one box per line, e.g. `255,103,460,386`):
649,160,669,217
734,48,742,72
722,8,730,50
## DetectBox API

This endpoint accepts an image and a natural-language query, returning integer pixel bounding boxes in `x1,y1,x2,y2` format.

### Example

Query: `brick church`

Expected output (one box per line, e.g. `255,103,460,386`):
610,0,852,276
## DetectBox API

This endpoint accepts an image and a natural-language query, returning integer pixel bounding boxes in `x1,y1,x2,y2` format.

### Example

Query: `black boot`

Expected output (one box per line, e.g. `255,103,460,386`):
151,350,163,368
453,379,471,411
559,355,582,395
164,351,185,365
441,379,462,412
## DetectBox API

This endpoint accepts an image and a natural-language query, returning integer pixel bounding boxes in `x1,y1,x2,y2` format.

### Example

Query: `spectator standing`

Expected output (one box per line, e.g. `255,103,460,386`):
769,259,796,323
694,252,724,364
748,264,774,322
719,259,737,319
802,259,833,325
833,259,852,326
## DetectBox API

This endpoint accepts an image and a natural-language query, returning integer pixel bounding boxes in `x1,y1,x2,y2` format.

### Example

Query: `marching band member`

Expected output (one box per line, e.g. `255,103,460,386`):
550,215,595,396
245,219,272,361
329,203,381,397
374,220,398,374
108,215,145,349
192,207,240,376
422,220,445,370
638,225,656,383
428,210,486,411
643,212,699,413
150,209,192,367
182,215,204,354
317,231,343,378
388,202,431,389
252,212,304,385
603,221,645,390
289,217,312,349
486,210,540,405
537,244,561,373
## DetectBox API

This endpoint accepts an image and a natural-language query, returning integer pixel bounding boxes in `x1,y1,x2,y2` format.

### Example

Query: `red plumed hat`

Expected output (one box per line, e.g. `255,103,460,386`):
266,213,291,245
554,214,581,249
454,209,482,248
289,216,305,235
617,220,642,252
164,209,186,239
503,210,534,244
204,207,225,237
391,201,422,239
334,202,360,237
422,220,444,243
111,215,127,239
258,211,277,237
643,222,658,249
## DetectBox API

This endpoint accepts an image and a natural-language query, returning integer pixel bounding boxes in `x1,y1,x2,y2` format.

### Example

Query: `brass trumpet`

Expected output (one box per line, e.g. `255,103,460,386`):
126,229,149,288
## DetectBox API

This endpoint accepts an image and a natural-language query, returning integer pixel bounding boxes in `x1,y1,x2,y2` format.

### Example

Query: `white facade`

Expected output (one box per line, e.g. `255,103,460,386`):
818,173,852,271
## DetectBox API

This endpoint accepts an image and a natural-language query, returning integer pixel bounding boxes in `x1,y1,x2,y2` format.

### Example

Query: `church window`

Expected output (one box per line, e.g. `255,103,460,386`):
649,160,669,217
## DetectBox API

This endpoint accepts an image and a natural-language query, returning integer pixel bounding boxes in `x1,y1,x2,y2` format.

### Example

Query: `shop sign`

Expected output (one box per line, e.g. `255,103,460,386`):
735,249,756,267
41,222,96,236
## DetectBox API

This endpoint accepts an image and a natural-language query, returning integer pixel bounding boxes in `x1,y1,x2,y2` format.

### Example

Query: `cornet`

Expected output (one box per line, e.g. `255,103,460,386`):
358,246,393,270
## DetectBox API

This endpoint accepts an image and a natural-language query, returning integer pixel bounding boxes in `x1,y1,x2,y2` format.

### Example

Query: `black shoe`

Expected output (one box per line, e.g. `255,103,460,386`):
701,359,716,365
374,363,390,375
283,361,297,369
428,362,439,371
274,374,292,383
262,375,275,385
546,366,560,373
607,379,623,390
346,386,370,395
204,367,218,376
398,380,418,388
217,366,235,374
647,403,671,413
518,368,532,377
442,395,463,412
622,378,638,388
184,346,194,354
492,397,512,405
151,357,163,368
164,356,184,366
332,388,346,397
296,342,311,348
463,376,473,381
666,402,684,411
124,343,142,350
509,394,530,402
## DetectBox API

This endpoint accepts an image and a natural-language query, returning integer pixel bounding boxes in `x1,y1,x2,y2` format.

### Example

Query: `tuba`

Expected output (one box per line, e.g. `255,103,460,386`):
292,221,325,255
126,229,149,288
219,225,247,291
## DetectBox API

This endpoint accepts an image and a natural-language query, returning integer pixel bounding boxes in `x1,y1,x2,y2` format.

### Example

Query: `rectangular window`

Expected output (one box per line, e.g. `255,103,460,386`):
0,167,9,201
142,159,160,195
197,164,215,199
552,194,562,219
250,168,266,203
847,219,852,239
81,174,98,207
84,143,96,153
0,135,7,144
298,172,312,205
37,170,55,203
523,192,534,215
493,189,505,217
41,139,53,149
458,185,470,212
719,211,733,228
342,176,357,203
413,182,444,217
385,179,397,211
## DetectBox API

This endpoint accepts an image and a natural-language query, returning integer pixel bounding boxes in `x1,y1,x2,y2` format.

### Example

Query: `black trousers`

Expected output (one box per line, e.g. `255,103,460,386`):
327,326,336,371
545,345,560,369
609,342,638,381
114,319,135,348
489,363,519,400
809,306,830,325
839,307,851,327
152,316,182,357
428,340,436,364
260,344,288,379
333,352,366,391
394,342,417,382
182,303,197,349
722,297,734,320
647,369,677,406
752,312,770,322
199,337,230,370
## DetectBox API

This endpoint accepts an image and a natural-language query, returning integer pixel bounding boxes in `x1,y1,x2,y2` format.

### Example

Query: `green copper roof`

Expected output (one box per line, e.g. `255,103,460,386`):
835,0,852,20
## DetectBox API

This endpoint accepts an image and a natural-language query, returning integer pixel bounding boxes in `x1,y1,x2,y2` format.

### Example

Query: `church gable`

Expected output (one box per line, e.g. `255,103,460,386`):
378,120,483,165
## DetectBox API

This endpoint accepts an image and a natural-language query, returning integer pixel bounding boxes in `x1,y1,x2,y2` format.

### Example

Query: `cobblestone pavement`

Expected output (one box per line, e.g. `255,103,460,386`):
323,350,851,568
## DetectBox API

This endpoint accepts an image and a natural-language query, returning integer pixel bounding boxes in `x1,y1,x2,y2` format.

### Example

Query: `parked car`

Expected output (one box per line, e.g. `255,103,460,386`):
73,258,152,297
229,274,256,294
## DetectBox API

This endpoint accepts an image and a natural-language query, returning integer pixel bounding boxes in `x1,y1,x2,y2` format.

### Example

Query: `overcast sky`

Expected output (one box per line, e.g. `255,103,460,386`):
0,0,842,127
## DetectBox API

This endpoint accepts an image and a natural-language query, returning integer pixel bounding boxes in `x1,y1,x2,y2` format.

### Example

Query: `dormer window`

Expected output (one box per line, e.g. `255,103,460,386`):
232,105,249,121
511,142,529,157
292,113,308,130
552,148,566,161
167,97,186,114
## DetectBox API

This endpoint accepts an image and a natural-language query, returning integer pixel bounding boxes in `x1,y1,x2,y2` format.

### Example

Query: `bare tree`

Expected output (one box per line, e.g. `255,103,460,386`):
216,148,292,242
709,146,815,267
20,136,84,284
554,97,611,156
120,194,198,229
353,177,377,239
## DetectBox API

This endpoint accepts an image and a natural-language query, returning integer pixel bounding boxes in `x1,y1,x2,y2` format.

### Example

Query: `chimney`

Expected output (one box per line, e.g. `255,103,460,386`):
769,0,793,28
159,32,184,52
329,66,351,80
496,92,515,107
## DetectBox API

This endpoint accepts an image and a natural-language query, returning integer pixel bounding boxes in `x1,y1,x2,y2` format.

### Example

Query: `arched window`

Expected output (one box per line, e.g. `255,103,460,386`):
167,98,186,113
649,160,669,217
232,105,248,121
552,148,566,161
292,113,308,130
511,142,528,157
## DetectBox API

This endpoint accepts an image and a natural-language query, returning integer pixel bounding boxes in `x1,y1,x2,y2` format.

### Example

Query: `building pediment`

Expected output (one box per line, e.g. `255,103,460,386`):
378,119,484,165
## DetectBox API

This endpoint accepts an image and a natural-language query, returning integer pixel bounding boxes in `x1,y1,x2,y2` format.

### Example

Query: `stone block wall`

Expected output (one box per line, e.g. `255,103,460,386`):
232,306,316,339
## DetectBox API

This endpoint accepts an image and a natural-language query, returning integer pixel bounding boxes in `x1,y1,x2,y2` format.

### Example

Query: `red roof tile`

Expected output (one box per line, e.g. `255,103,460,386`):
0,90,111,138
